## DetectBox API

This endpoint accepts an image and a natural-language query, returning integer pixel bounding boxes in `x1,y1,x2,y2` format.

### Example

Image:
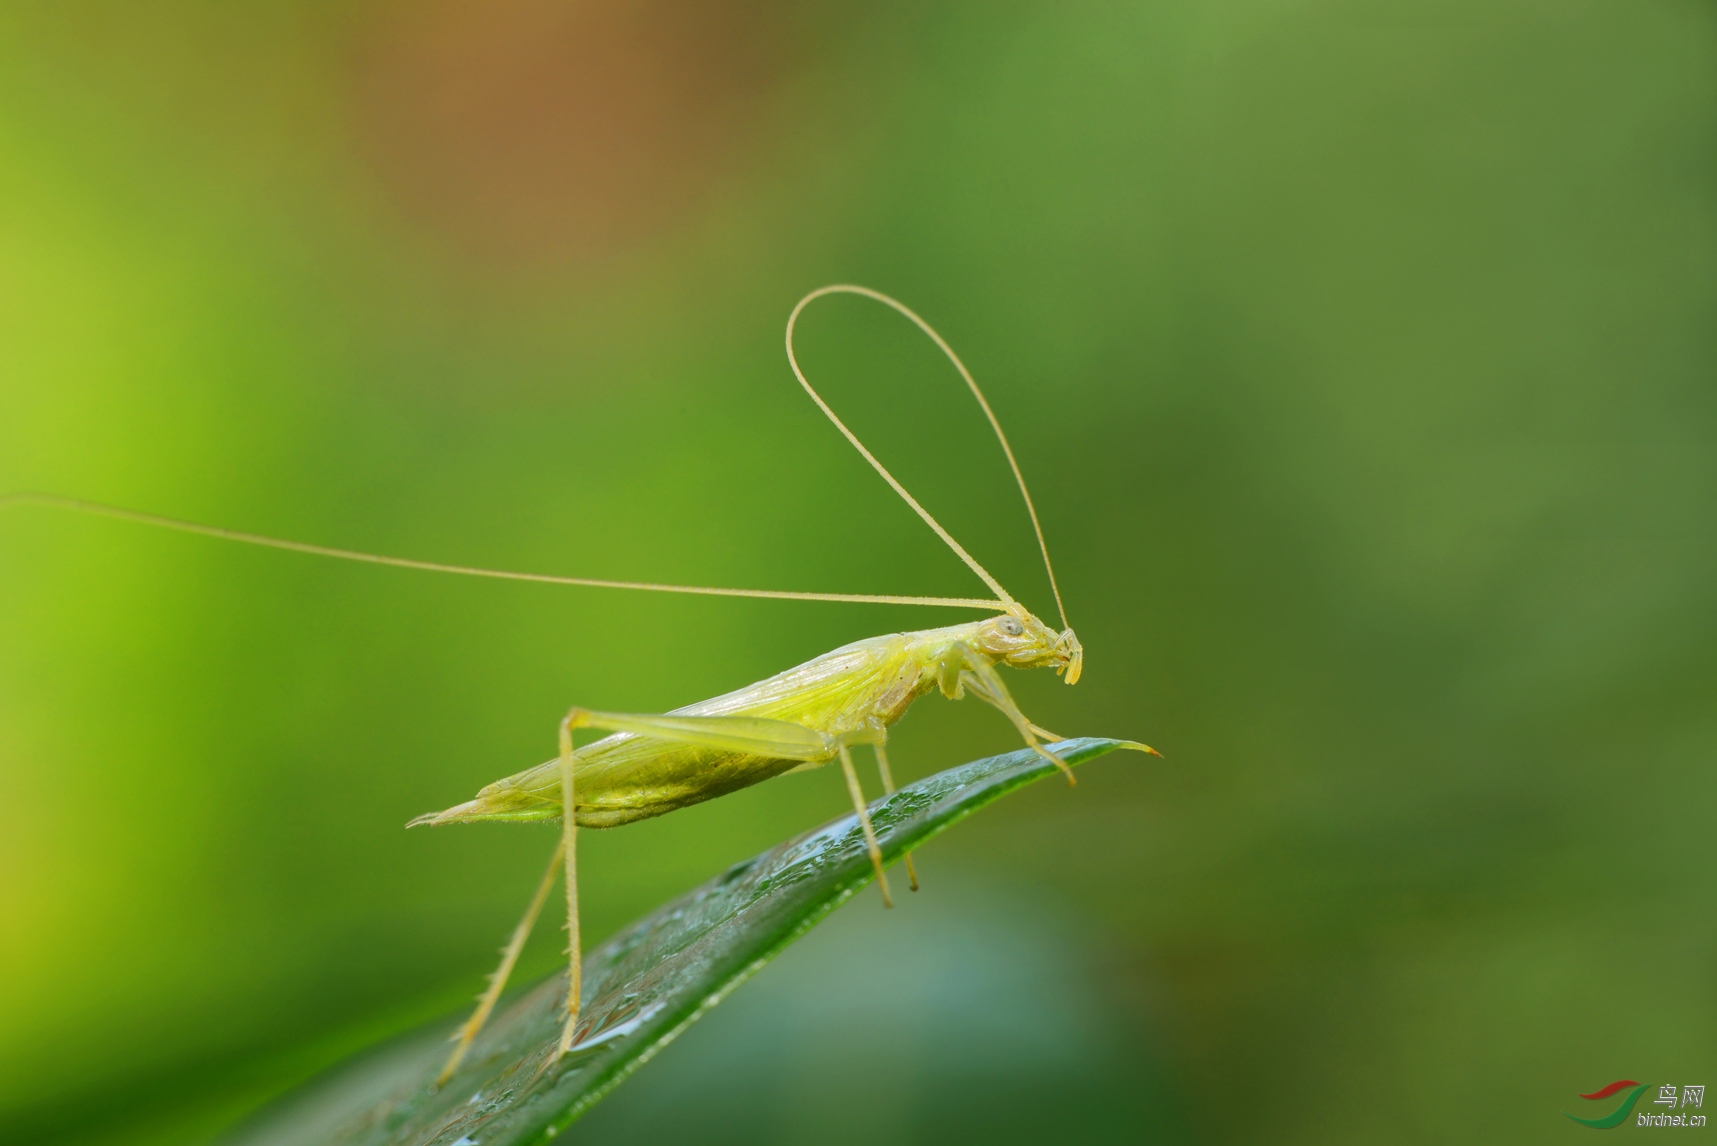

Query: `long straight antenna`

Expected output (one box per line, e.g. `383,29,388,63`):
786,285,1069,629
0,492,1004,611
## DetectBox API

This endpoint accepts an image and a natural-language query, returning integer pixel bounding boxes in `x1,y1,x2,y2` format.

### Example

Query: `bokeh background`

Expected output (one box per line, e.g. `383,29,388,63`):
2,1,1713,1142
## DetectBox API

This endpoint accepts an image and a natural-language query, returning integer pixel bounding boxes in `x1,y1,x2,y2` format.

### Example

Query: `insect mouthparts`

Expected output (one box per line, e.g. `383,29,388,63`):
1057,628,1084,685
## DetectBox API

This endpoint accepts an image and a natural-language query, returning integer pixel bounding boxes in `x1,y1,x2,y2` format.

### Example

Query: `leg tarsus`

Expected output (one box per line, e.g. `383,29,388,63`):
1038,742,1077,785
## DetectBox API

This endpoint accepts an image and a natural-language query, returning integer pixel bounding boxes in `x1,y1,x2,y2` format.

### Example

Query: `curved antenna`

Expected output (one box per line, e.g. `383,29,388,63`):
0,492,1005,611
787,285,1069,630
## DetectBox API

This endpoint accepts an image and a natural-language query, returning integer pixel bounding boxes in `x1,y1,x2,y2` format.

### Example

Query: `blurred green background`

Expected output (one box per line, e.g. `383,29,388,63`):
1,1,1713,1142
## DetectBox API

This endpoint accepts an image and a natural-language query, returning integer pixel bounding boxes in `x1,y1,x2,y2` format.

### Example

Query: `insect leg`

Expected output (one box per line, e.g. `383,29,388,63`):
542,708,839,1062
556,713,582,1058
872,741,919,892
437,835,565,1086
949,643,1077,785
562,708,902,907
837,743,893,907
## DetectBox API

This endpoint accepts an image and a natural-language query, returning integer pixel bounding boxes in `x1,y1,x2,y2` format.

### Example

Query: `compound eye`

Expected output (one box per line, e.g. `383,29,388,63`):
1000,617,1024,637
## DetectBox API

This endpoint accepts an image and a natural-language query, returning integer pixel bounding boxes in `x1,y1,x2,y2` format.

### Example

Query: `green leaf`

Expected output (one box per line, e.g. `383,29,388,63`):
224,737,1142,1146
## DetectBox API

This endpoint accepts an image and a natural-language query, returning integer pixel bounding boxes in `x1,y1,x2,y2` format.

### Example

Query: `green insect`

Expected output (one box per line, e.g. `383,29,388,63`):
3,285,1156,1086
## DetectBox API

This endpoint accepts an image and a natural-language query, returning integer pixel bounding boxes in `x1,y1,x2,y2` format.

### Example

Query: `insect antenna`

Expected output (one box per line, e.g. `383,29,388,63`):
0,491,1002,611
6,288,1061,620
785,285,1070,630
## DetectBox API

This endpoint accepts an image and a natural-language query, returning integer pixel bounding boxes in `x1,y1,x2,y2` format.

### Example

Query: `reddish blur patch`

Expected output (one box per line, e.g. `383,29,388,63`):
353,0,789,264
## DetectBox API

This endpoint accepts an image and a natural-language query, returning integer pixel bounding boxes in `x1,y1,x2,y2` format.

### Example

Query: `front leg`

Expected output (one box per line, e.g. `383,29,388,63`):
944,642,1078,785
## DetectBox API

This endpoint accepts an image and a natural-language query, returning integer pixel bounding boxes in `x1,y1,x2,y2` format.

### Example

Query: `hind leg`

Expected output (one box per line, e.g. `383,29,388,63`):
437,836,564,1085
555,714,583,1057
547,706,842,1061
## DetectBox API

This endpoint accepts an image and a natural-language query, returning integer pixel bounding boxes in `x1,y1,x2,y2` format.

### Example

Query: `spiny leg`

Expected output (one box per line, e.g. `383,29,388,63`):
556,713,583,1058
838,744,893,907
872,743,918,892
438,835,565,1086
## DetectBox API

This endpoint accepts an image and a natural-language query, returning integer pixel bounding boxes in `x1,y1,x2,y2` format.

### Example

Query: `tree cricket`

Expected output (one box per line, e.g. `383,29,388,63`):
2,284,1156,1087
